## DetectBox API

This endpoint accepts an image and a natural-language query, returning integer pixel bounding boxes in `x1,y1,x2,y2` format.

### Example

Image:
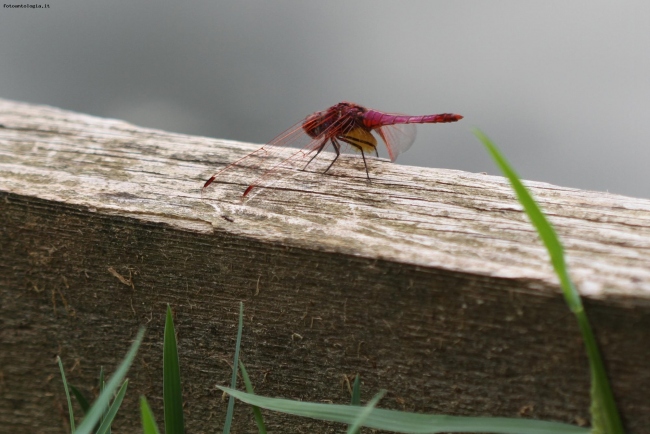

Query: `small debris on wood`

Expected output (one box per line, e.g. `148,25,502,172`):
107,266,135,289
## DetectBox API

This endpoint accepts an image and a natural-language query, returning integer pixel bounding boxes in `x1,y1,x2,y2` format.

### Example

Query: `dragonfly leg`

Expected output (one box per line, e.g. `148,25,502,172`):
303,137,329,171
338,136,372,181
360,148,370,180
322,138,341,174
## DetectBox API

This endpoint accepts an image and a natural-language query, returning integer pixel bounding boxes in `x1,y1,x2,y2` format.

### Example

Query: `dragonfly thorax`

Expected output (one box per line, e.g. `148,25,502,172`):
302,102,367,139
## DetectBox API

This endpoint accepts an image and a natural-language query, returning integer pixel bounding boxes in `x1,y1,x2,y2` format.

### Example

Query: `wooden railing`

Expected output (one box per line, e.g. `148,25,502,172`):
1,98,648,432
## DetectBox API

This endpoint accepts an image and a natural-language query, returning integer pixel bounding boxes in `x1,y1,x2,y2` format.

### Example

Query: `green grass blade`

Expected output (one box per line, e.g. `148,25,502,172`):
140,396,162,434
218,387,589,434
163,304,185,434
68,383,90,415
95,380,129,434
99,366,107,431
75,328,145,434
99,366,105,390
351,375,361,406
346,390,385,434
223,302,245,434
474,129,625,434
239,361,267,434
348,375,362,434
473,129,581,311
579,313,621,434
56,356,76,433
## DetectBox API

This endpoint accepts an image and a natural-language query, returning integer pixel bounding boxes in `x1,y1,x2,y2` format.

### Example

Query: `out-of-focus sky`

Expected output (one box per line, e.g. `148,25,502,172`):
1,1,648,198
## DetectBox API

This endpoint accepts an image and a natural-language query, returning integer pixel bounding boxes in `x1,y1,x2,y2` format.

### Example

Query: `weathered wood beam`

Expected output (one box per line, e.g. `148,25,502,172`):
1,98,648,433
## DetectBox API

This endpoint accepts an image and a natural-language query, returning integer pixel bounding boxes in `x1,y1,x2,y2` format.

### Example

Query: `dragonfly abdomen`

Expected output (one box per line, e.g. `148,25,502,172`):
362,110,463,128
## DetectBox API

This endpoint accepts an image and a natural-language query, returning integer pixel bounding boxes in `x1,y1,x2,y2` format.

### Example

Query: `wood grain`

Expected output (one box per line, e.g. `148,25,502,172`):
1,98,648,433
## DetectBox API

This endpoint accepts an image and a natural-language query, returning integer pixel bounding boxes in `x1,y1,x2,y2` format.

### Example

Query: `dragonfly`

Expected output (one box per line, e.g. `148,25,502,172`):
203,101,463,198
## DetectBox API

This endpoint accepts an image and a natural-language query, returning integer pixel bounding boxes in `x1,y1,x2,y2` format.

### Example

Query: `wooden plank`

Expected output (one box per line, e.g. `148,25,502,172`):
0,98,648,433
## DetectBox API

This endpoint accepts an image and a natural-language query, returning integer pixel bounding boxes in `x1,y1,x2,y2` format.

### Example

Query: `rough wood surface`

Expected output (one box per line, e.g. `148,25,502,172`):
1,98,648,433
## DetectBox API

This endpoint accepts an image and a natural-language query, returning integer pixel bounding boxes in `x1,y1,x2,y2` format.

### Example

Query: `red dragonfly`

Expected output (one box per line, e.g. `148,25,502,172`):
203,102,463,198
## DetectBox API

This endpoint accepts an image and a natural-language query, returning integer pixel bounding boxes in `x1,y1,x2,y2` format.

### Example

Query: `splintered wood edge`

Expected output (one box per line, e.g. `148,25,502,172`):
1,98,649,303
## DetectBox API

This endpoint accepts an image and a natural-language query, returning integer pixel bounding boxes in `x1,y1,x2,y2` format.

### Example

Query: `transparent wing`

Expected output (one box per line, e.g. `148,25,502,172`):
202,109,344,197
374,121,417,162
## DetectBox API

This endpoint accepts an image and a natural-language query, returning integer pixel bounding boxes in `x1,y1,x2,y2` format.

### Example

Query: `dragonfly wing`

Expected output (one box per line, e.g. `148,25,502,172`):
242,137,328,197
203,109,341,194
375,122,417,162
240,111,360,197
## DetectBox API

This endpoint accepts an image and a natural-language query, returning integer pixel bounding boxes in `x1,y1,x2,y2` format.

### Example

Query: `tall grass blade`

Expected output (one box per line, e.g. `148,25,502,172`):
56,356,76,433
75,327,145,434
99,366,107,432
239,361,267,434
348,375,362,434
580,313,618,434
218,387,589,434
68,383,90,415
95,379,129,434
223,302,245,434
474,129,624,434
473,129,580,310
163,304,185,434
140,396,162,434
351,375,361,406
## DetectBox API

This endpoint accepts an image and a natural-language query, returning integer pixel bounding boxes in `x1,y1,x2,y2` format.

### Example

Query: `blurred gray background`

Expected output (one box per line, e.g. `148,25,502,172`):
1,1,648,198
